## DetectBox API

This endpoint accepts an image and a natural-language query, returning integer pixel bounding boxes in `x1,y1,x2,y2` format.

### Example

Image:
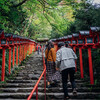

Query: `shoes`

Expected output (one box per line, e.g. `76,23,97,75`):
67,81,71,85
51,82,58,87
64,95,70,100
73,88,77,96
46,84,52,88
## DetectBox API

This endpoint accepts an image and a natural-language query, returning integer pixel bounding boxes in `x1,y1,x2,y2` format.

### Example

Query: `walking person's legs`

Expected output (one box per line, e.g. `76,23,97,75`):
46,61,56,88
67,74,71,85
38,48,40,54
61,69,69,99
69,67,77,95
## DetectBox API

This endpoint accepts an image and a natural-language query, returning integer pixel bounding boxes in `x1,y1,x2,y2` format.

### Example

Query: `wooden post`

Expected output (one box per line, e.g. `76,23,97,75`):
1,48,6,81
79,47,84,78
8,47,11,74
88,48,94,84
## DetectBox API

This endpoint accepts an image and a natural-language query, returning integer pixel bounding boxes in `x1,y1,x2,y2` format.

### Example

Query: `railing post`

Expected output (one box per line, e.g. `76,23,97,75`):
1,48,6,81
26,44,28,56
42,47,46,100
79,47,84,78
31,44,32,53
28,44,29,55
29,44,30,55
24,45,25,59
44,69,46,100
20,45,22,62
88,48,94,84
23,45,24,60
36,86,38,100
16,45,18,66
22,45,23,60
19,45,21,64
8,47,11,74
12,46,15,67
73,47,77,72
21,45,23,61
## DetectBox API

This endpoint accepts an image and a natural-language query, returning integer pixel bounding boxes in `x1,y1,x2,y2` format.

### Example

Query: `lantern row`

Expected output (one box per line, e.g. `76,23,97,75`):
0,30,36,47
51,27,100,85
0,30,36,81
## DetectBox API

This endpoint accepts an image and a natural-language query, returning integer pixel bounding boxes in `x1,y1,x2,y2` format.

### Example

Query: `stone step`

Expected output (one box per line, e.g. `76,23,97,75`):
0,82,44,88
0,98,99,100
6,79,85,83
0,82,89,88
0,92,99,99
8,76,43,80
46,92,100,99
0,87,100,93
46,98,99,100
17,69,43,71
6,80,36,83
0,99,36,100
17,71,43,75
8,77,38,80
1,82,99,89
17,71,78,74
16,72,43,75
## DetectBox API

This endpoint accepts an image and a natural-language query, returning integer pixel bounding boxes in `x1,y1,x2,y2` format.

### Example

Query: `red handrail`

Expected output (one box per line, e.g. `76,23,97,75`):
27,48,46,100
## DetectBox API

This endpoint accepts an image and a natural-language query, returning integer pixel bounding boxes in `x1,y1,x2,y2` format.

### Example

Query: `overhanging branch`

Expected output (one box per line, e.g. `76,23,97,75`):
12,0,28,7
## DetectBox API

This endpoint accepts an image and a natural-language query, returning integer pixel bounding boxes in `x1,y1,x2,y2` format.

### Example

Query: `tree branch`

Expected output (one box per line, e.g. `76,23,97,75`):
43,11,62,33
12,0,28,7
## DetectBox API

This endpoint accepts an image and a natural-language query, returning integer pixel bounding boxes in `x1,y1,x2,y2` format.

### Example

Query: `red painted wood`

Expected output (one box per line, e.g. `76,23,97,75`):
12,46,15,67
88,48,94,84
1,48,5,81
73,47,77,72
8,48,11,74
79,48,84,78
16,45,18,66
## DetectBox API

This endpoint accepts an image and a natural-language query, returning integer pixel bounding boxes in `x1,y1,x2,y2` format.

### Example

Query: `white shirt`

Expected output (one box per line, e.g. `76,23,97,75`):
56,46,77,71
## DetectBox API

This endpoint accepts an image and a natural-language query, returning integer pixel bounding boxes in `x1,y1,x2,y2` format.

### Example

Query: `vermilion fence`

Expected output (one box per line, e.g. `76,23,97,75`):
27,48,46,100
0,30,36,81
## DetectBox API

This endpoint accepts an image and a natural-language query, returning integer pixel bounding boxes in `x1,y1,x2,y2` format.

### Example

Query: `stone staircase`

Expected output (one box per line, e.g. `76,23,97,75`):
0,52,100,100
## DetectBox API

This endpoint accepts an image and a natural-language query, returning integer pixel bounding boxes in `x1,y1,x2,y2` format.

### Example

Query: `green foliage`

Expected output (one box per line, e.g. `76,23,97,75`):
68,3,100,33
0,0,78,38
1,0,95,38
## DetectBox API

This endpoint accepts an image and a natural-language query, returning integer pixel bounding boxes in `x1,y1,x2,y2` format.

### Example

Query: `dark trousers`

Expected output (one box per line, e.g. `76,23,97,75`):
61,67,76,97
37,48,40,54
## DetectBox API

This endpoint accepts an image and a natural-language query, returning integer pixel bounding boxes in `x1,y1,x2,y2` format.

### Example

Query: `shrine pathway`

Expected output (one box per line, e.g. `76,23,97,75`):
0,52,100,100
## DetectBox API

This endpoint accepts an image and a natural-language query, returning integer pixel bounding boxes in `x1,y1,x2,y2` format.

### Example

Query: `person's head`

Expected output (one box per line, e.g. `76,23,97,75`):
64,41,68,47
47,41,54,50
65,43,68,47
58,42,65,48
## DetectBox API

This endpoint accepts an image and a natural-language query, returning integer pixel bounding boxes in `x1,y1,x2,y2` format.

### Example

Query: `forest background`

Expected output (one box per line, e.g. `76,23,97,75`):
1,0,100,39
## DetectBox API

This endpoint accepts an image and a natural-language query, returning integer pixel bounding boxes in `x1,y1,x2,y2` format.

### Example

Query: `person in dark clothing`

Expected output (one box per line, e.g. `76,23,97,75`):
36,44,41,54
56,42,77,99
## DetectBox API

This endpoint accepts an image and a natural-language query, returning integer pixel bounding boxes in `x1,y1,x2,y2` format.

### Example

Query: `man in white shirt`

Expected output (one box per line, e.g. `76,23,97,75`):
56,42,77,99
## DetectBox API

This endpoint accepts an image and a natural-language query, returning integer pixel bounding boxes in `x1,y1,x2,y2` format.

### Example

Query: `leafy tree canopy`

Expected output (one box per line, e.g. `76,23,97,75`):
0,0,100,39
